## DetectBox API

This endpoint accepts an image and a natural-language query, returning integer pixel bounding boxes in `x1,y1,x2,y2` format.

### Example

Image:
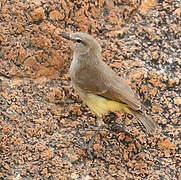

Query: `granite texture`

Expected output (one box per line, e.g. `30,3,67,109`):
0,0,180,179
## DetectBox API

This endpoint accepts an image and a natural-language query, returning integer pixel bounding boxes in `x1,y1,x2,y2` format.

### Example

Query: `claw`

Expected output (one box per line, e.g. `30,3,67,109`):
74,125,103,160
109,122,133,137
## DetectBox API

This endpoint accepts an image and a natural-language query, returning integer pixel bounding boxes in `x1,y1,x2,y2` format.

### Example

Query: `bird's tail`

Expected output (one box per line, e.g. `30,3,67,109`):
131,110,158,133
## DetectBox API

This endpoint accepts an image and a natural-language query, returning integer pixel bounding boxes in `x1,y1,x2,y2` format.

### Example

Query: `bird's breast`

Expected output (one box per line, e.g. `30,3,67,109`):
69,58,79,79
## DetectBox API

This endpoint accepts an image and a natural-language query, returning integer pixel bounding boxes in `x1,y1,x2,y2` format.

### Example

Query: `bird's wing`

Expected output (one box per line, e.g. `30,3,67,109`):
101,77,141,110
74,60,141,110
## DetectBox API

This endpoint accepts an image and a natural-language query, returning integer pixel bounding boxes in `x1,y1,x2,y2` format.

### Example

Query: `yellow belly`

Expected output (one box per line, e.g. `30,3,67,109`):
83,93,133,117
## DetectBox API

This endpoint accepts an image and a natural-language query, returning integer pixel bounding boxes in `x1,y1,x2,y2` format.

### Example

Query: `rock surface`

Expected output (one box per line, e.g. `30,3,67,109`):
0,0,180,179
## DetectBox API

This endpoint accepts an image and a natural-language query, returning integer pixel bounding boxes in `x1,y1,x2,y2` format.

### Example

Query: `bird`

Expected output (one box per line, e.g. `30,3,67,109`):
60,32,158,159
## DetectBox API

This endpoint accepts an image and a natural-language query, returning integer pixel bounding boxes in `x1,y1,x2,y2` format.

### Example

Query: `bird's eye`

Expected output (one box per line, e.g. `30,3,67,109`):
76,39,82,43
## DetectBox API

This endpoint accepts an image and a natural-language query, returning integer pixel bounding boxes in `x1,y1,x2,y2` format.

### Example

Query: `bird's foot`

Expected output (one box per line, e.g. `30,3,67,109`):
108,122,133,137
74,137,94,160
74,125,103,160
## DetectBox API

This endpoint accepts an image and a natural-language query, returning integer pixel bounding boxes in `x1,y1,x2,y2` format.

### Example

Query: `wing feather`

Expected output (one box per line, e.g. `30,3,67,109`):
73,58,141,110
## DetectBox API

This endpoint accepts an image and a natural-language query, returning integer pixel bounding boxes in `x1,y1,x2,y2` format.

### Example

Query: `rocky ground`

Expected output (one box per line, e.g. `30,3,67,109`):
0,0,180,179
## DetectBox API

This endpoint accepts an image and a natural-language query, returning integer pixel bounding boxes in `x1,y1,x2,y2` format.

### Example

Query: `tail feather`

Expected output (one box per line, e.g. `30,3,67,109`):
132,110,158,133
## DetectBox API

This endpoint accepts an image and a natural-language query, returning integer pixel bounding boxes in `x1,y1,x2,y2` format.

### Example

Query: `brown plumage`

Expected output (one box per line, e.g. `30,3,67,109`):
61,32,158,133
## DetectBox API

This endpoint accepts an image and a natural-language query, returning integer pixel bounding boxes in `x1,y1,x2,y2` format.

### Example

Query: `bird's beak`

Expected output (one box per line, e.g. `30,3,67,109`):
60,33,72,40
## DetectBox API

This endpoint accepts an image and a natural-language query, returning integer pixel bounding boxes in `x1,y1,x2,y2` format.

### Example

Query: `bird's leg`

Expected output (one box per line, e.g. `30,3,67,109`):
107,113,133,136
86,117,104,159
109,122,132,136
74,117,104,160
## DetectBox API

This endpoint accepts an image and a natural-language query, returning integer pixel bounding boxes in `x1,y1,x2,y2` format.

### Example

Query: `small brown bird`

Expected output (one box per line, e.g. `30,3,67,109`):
61,32,158,158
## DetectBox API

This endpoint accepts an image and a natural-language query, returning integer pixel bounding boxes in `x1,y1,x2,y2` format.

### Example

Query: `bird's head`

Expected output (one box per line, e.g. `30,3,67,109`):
61,32,101,57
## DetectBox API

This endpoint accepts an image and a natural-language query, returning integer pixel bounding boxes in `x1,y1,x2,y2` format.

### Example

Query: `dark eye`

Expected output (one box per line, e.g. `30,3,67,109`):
76,39,82,43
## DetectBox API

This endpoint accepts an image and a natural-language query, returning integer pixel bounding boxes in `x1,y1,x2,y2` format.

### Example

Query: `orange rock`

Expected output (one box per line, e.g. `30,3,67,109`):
173,6,181,17
139,0,157,14
168,78,179,87
49,10,65,21
86,131,94,139
140,85,148,94
152,105,164,114
90,6,101,17
174,97,181,106
2,125,13,135
100,129,108,137
30,7,45,22
26,128,34,137
164,148,171,157
41,149,54,160
123,151,129,160
71,172,79,179
152,51,159,60
158,139,175,150
109,164,117,171
41,168,51,178
128,143,136,152
132,70,144,79
150,88,158,97
127,161,134,168
93,143,102,151
16,24,24,34
31,35,51,49
71,155,79,161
